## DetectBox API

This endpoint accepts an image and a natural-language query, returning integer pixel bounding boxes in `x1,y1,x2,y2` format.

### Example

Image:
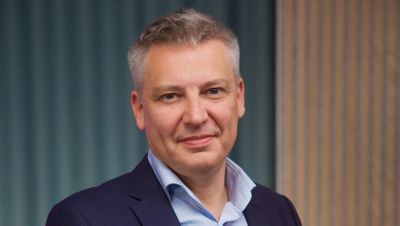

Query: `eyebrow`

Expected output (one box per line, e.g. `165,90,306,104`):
151,85,182,96
202,78,231,88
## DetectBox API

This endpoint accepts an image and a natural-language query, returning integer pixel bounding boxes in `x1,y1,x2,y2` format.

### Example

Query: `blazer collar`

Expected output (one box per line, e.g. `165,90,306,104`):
127,156,180,226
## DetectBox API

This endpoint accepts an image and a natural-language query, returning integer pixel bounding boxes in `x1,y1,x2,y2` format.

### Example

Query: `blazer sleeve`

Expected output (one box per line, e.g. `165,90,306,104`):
281,195,302,226
46,202,89,226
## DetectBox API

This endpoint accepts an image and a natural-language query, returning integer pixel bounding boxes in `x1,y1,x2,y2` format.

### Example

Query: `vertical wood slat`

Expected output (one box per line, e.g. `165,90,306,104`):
358,1,371,225
385,2,398,226
276,0,399,226
278,0,294,197
319,1,333,225
295,0,306,217
372,1,384,225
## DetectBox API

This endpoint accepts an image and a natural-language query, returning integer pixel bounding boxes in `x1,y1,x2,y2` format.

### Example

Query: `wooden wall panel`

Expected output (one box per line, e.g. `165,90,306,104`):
276,0,400,226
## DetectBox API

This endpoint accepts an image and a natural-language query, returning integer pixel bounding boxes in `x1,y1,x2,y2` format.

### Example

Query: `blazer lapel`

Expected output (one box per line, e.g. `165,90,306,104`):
127,156,180,226
243,189,273,226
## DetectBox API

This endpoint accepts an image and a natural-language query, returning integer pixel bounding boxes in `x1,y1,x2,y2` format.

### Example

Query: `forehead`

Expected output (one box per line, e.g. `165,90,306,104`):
141,40,236,88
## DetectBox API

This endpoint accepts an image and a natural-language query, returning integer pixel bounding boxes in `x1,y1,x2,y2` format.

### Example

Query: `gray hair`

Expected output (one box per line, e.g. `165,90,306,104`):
127,9,240,92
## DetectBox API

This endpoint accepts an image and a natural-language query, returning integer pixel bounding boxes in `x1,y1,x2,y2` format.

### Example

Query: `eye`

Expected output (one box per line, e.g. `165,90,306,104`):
162,93,176,99
158,93,179,103
208,88,221,95
205,87,226,99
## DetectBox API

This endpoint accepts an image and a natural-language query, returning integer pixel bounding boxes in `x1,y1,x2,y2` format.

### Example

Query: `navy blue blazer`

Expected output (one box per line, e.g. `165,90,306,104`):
46,156,302,226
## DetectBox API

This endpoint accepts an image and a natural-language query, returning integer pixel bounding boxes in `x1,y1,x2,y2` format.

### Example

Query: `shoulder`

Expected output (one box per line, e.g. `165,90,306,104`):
251,184,291,204
46,157,158,225
246,184,302,226
46,156,164,226
46,172,138,226
64,172,132,205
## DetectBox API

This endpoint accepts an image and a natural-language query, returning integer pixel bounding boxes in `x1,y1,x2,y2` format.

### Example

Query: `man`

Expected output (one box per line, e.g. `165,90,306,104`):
46,9,301,226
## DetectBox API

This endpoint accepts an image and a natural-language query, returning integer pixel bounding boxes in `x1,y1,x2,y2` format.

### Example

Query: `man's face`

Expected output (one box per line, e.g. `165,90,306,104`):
131,40,245,177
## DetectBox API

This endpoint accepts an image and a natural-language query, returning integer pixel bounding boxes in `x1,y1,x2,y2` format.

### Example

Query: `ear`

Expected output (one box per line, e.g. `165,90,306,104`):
131,90,146,130
237,79,245,118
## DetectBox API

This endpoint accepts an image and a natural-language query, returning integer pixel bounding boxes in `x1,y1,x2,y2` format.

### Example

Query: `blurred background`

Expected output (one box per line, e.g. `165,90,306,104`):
0,0,399,226
0,0,276,225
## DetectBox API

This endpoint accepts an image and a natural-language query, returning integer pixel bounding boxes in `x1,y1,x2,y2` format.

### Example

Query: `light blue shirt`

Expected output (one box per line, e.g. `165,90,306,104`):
147,150,256,226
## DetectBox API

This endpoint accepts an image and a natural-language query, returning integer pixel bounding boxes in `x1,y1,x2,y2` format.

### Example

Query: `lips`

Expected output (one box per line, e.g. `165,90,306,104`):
179,134,215,148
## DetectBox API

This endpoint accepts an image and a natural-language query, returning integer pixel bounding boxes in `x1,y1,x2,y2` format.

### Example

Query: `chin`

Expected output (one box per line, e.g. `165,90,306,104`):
186,152,225,169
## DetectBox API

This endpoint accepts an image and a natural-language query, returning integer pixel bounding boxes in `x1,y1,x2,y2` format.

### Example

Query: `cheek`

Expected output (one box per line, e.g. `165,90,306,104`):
209,103,239,132
144,106,182,135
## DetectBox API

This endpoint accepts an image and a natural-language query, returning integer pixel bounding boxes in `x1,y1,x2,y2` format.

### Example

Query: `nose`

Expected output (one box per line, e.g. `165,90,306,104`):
182,95,208,126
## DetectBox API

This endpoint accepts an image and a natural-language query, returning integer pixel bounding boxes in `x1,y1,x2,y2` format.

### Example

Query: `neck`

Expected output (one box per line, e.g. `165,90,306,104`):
179,162,229,220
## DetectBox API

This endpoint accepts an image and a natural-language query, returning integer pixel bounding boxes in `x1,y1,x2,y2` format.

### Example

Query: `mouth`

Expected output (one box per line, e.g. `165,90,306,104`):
179,135,215,148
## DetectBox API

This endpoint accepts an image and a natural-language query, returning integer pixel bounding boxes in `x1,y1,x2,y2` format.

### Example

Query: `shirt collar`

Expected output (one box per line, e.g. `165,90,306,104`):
224,158,256,211
147,149,184,200
147,149,256,211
